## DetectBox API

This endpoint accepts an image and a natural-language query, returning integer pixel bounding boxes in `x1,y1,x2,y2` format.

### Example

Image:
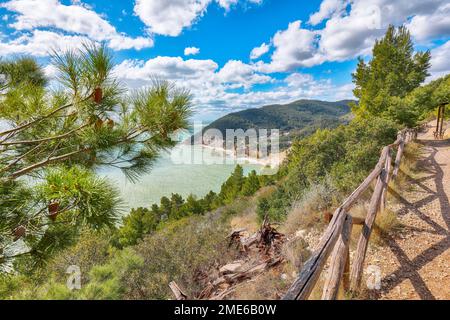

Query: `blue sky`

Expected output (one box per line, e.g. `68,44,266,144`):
0,0,449,121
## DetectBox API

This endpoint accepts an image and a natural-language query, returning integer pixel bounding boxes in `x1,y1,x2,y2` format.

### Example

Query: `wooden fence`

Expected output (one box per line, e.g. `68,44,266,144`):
283,126,423,300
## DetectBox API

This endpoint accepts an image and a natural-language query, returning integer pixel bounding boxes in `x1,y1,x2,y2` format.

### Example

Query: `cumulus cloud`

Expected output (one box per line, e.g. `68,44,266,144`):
428,40,450,81
217,60,272,89
217,0,262,11
257,21,321,73
253,0,450,72
184,47,201,56
250,42,270,60
134,0,210,37
134,0,264,37
284,73,315,87
0,30,88,56
1,0,153,52
406,3,450,41
308,0,348,26
111,56,353,119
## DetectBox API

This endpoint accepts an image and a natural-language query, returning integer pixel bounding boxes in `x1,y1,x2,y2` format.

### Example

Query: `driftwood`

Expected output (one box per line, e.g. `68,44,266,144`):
169,281,188,300
172,220,286,300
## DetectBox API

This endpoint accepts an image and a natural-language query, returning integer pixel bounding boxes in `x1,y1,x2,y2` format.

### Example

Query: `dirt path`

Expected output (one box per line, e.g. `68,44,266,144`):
364,123,450,300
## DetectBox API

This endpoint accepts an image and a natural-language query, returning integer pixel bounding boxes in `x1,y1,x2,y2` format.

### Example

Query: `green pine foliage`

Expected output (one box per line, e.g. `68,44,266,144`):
352,25,431,126
241,170,261,196
0,44,192,268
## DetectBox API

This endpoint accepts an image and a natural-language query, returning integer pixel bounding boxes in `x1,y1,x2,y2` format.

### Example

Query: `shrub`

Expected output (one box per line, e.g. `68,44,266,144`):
282,179,340,234
127,214,238,299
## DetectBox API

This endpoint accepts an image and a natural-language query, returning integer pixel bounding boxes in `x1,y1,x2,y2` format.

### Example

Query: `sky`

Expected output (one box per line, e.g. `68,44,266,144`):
0,0,449,121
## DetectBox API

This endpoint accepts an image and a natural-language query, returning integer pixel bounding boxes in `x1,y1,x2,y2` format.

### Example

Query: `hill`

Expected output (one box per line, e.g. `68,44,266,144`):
202,99,355,148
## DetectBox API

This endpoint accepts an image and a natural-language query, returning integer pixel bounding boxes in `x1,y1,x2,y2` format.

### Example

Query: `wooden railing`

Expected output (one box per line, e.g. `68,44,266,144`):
283,126,423,300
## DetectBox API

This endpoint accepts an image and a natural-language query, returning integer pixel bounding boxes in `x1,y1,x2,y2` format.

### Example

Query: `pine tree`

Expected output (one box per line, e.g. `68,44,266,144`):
241,170,261,196
218,165,244,204
0,43,192,266
352,25,431,124
184,194,203,215
159,197,172,221
169,193,185,219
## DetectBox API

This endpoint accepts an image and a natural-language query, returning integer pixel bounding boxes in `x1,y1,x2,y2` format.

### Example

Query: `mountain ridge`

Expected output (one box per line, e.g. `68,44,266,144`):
201,99,356,148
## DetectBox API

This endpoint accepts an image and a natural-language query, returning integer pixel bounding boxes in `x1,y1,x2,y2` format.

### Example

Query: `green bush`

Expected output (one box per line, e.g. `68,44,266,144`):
257,117,399,223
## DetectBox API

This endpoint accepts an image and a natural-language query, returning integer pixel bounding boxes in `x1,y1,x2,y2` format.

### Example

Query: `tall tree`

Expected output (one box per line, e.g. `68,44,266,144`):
352,25,431,124
218,165,244,204
241,170,261,196
0,44,192,267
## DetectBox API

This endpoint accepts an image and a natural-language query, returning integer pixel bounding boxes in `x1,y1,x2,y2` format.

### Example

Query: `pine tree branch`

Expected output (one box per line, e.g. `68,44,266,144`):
0,142,45,173
7,147,91,180
0,123,89,146
0,94,92,137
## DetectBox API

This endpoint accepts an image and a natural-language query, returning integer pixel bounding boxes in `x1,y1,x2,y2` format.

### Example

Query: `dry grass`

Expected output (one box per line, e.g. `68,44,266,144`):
282,237,311,272
231,267,291,300
227,186,278,233
281,181,340,235
390,141,423,194
308,275,327,300
230,210,259,234
231,236,312,300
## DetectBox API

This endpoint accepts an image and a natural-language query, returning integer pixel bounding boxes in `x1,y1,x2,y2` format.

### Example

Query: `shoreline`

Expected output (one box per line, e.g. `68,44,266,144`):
200,143,287,167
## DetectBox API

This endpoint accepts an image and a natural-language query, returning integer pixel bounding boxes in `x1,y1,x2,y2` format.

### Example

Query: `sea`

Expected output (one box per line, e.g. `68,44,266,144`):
98,142,266,212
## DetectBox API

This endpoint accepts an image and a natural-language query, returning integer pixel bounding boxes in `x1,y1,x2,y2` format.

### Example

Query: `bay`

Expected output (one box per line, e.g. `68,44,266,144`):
98,144,265,211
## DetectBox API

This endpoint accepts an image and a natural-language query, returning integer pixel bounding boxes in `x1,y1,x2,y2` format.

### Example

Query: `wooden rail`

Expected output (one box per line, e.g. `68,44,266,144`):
283,126,422,300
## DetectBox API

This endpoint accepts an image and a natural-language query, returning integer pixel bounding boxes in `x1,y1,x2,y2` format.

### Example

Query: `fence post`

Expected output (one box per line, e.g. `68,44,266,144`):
380,148,392,213
440,104,446,138
321,214,353,300
436,105,442,137
349,146,389,293
283,207,347,300
392,138,405,180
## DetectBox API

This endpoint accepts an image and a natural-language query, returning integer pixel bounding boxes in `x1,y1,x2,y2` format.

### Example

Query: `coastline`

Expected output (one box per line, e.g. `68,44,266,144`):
200,143,287,167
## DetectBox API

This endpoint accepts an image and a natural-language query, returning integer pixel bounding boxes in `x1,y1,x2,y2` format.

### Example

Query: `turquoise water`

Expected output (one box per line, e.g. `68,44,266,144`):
99,144,264,211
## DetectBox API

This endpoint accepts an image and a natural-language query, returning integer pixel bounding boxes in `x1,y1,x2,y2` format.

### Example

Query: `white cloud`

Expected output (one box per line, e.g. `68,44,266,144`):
217,60,272,89
250,42,270,60
315,0,450,62
308,0,348,26
428,41,450,81
407,3,450,41
284,73,315,87
0,30,88,56
252,0,450,72
217,0,262,11
134,0,210,37
257,21,321,73
1,0,153,51
216,0,238,11
112,56,353,119
134,0,264,37
184,47,201,56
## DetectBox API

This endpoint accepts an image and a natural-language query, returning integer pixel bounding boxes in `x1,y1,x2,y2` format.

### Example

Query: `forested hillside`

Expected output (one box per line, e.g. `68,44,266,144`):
203,99,354,148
